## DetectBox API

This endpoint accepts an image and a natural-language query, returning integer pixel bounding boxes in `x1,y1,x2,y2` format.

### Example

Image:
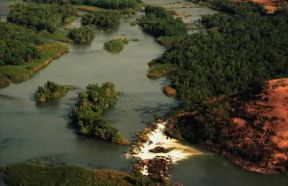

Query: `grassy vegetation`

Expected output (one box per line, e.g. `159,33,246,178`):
156,36,184,48
77,4,142,15
35,81,69,103
147,63,176,79
104,37,129,54
39,30,71,43
0,42,68,85
1,163,155,186
0,74,10,88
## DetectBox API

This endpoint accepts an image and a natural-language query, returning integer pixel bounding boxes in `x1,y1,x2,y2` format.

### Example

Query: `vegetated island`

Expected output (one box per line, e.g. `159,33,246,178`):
104,36,129,54
140,0,288,174
0,163,156,186
34,81,69,104
71,82,130,145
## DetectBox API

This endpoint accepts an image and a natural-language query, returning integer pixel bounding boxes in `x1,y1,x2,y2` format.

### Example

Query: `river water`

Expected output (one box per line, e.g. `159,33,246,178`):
0,1,288,185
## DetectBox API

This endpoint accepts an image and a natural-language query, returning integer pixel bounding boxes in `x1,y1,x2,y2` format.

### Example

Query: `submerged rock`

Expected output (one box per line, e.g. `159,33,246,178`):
149,146,172,153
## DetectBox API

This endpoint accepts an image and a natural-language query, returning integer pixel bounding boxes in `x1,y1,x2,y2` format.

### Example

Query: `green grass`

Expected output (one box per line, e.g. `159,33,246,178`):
156,36,184,48
147,63,176,79
76,3,144,15
104,37,129,54
1,163,155,186
0,42,68,86
39,30,71,43
0,74,10,88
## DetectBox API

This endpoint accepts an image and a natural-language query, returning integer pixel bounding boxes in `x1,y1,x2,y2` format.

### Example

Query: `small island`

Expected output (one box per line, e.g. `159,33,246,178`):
71,82,130,145
34,81,69,104
104,36,129,54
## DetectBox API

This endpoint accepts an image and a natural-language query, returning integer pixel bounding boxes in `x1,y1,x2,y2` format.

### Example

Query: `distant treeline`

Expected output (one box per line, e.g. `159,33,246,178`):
24,0,141,9
7,3,76,32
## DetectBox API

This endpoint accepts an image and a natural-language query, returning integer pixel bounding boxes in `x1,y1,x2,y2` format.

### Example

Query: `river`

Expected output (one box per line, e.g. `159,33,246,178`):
0,1,288,185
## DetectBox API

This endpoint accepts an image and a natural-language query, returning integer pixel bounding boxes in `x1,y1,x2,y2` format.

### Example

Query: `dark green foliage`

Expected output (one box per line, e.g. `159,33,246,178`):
25,0,141,9
7,3,76,32
140,6,187,37
71,82,129,145
35,81,69,103
155,5,288,108
212,0,267,15
1,163,155,186
69,26,95,44
81,10,120,29
87,0,141,9
0,23,42,65
159,2,288,157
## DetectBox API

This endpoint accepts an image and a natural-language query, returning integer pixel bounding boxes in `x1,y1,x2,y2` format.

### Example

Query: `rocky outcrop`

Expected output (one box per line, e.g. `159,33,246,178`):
163,85,177,97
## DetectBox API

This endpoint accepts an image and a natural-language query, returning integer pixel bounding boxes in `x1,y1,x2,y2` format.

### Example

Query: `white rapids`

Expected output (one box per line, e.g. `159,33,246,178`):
126,121,203,175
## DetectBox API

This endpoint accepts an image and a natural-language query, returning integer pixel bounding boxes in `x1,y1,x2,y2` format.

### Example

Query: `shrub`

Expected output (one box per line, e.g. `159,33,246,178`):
69,26,95,44
35,81,69,103
81,10,120,29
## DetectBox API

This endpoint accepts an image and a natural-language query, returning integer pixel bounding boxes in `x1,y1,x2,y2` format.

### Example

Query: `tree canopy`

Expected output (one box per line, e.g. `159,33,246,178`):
81,10,120,29
71,82,129,145
25,0,141,9
0,23,42,65
140,6,188,37
69,26,95,44
7,3,76,32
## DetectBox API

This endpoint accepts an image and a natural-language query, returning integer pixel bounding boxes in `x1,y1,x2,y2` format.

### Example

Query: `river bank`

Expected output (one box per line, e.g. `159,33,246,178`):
0,42,68,89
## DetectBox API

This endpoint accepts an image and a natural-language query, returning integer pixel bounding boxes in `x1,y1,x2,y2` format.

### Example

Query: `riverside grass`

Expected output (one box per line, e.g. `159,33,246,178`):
0,42,68,88
1,163,155,186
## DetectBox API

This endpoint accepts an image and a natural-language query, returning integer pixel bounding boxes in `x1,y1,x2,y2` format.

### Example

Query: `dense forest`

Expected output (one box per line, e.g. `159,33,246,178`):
35,81,69,103
71,82,130,145
7,3,76,32
140,6,187,37
142,2,288,164
148,2,288,108
0,23,42,66
81,10,120,29
69,26,95,44
25,0,141,9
